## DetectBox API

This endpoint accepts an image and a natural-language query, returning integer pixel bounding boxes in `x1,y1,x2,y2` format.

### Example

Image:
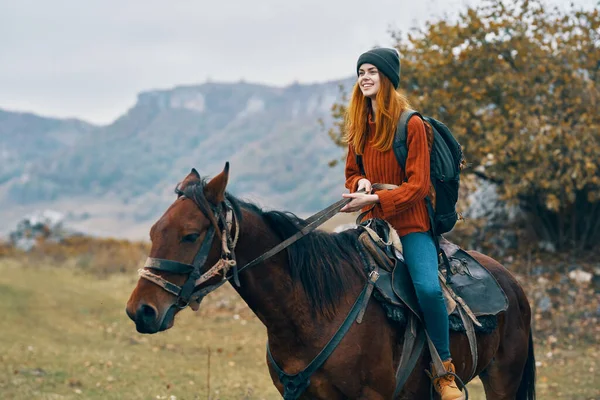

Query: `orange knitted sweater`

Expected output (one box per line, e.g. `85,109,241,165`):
345,115,433,237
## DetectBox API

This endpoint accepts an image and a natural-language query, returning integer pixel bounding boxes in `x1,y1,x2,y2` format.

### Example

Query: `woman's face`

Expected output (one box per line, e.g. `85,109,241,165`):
358,63,380,99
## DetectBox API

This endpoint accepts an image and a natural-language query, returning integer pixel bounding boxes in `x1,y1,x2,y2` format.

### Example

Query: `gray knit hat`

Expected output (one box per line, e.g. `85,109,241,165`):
356,47,401,88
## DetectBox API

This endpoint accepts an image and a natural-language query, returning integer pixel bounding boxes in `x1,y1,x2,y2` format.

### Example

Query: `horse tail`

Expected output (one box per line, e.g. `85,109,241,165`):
516,330,536,399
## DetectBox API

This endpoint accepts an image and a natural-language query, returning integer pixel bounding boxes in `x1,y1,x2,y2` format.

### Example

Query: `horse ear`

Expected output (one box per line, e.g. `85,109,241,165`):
205,162,230,204
183,168,201,183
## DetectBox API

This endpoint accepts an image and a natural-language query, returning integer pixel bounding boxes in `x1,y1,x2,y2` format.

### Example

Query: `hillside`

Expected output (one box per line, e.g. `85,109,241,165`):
0,109,97,187
0,78,355,238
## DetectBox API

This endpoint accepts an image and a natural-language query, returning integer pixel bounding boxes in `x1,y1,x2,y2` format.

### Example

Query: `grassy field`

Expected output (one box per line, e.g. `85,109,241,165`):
0,259,598,399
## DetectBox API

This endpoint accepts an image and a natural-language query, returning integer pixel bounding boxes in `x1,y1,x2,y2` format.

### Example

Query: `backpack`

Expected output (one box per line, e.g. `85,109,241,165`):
356,109,464,235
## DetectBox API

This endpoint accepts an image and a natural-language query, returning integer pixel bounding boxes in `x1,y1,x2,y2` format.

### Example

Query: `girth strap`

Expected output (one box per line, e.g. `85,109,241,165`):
267,282,371,400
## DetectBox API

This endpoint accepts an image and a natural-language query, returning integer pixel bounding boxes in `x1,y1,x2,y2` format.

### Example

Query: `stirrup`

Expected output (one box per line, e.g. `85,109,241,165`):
425,369,468,400
424,332,469,400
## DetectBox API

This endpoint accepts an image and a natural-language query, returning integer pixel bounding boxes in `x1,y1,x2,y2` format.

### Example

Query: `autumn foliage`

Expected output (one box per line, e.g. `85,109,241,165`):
329,0,600,250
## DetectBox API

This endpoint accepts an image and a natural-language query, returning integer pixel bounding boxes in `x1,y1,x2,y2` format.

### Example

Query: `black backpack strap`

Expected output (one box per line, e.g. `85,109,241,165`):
356,154,366,176
394,109,423,171
426,197,453,284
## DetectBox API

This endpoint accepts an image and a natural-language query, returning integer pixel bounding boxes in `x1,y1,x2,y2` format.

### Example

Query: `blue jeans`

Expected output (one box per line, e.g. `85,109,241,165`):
400,232,451,361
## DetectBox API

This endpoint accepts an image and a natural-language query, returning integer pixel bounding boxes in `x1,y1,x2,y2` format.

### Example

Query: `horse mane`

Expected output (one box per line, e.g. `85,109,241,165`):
184,179,366,319
240,201,366,318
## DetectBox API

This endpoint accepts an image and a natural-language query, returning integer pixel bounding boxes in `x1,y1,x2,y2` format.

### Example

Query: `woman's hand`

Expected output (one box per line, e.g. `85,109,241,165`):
357,178,372,193
340,192,380,213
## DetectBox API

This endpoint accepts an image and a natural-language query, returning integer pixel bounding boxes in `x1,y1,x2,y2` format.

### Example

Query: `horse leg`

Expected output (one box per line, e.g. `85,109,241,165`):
466,251,536,400
479,312,535,400
478,324,534,399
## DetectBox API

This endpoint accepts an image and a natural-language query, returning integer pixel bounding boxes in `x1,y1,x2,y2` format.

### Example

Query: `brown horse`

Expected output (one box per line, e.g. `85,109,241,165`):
126,164,536,399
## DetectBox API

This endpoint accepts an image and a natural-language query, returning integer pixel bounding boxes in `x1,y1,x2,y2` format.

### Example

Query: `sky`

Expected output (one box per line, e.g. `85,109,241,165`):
1,0,597,125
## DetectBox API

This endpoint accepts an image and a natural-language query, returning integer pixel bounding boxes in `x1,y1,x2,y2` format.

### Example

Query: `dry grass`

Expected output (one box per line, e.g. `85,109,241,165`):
1,225,598,399
1,259,599,399
0,259,280,399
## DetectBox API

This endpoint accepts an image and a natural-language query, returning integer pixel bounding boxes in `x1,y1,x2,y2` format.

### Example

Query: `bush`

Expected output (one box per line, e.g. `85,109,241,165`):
328,0,600,250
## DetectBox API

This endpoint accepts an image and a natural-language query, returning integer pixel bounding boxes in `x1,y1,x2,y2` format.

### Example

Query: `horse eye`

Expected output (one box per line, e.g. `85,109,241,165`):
182,233,200,243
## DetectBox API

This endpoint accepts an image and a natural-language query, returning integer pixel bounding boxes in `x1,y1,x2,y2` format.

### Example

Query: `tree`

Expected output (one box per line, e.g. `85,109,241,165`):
328,0,600,250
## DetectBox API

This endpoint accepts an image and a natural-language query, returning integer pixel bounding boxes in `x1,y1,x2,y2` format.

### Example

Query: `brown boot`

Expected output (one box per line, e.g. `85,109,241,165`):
429,359,465,400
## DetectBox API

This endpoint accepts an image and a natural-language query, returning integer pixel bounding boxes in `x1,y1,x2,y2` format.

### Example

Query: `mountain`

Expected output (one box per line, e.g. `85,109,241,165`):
0,78,356,238
0,109,97,188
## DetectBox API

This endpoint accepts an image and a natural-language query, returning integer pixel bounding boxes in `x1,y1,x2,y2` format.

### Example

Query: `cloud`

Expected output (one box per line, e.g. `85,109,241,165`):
0,0,596,123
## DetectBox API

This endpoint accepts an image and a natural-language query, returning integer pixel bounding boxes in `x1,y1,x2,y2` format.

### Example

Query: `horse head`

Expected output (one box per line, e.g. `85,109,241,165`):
125,163,236,333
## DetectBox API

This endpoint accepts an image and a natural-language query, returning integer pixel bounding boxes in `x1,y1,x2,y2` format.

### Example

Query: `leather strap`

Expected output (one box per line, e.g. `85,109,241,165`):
355,205,376,225
237,191,364,275
458,306,478,381
141,212,220,308
137,268,183,297
143,258,195,274
372,183,400,191
425,329,469,400
356,267,380,323
177,225,217,307
267,282,371,400
357,233,395,272
393,314,425,398
438,270,482,328
426,330,447,380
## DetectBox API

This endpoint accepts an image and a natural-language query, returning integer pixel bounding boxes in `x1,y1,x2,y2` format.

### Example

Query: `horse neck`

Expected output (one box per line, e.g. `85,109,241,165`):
230,208,363,340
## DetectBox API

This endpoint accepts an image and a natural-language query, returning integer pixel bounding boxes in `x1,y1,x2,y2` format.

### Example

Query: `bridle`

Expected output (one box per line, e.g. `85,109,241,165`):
138,182,359,311
138,184,241,310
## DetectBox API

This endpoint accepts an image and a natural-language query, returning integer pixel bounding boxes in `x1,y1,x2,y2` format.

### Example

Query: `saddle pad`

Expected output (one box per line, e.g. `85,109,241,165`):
374,252,508,319
443,249,509,316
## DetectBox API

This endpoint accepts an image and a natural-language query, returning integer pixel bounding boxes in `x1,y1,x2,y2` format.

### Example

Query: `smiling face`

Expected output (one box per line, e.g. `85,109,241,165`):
357,63,381,99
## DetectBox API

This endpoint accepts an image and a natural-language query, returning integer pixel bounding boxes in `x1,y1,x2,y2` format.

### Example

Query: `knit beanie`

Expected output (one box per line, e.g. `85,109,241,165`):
356,47,401,88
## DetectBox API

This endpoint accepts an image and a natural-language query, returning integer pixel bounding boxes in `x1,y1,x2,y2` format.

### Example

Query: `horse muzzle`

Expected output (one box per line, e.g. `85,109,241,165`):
126,303,175,334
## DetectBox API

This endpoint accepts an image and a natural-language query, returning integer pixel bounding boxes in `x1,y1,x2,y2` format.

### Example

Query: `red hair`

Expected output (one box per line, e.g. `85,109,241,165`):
344,73,412,154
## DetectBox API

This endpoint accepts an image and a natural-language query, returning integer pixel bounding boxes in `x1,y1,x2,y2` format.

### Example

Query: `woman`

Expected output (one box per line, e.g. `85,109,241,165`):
340,47,464,400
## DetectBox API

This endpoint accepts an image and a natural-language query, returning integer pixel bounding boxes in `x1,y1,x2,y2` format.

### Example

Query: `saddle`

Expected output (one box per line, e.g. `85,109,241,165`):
357,218,508,320
356,218,508,386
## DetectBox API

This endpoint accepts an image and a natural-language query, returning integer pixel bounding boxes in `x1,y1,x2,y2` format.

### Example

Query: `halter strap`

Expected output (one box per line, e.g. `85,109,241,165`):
138,190,236,309
143,258,195,274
